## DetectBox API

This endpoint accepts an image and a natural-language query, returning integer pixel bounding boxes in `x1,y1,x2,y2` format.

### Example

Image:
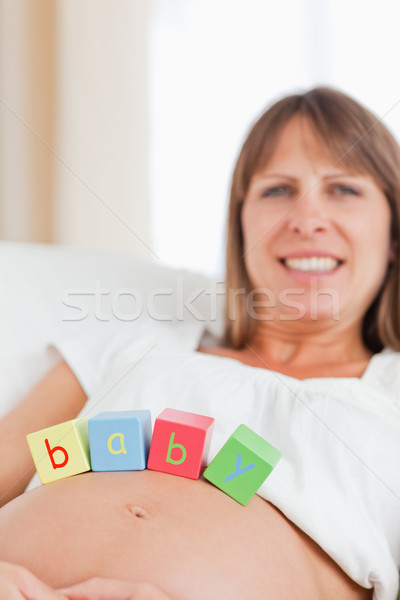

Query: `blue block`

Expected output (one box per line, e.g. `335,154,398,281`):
88,410,152,471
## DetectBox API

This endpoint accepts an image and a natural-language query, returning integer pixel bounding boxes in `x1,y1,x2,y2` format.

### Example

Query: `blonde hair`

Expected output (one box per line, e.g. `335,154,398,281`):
224,86,400,353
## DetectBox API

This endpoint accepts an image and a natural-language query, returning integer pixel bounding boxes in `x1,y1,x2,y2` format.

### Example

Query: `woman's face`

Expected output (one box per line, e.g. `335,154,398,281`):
241,115,394,327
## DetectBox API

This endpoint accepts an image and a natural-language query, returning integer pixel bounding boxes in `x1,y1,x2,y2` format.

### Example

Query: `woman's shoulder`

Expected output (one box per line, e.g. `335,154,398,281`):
195,345,400,387
196,345,233,357
365,347,400,388
195,345,258,367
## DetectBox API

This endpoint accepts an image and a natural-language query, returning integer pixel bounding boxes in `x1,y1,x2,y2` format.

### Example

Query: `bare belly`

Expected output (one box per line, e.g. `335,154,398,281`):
0,471,372,600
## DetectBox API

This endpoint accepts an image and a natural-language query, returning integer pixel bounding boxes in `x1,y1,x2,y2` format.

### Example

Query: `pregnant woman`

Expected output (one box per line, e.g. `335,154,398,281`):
0,87,399,600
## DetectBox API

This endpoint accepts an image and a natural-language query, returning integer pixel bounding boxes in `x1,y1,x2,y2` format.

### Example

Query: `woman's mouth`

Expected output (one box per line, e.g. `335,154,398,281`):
278,256,345,281
280,256,343,272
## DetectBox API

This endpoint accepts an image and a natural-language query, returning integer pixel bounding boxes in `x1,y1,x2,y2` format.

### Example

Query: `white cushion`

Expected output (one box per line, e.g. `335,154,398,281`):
0,242,224,418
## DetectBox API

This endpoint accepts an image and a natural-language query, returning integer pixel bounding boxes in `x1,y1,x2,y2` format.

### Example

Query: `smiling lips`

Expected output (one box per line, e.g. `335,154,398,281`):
280,256,343,272
282,256,341,273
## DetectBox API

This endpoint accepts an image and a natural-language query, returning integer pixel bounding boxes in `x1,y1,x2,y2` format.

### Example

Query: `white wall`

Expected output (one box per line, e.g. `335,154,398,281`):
0,0,155,262
2,1,400,274
54,0,154,260
0,0,54,243
149,0,400,277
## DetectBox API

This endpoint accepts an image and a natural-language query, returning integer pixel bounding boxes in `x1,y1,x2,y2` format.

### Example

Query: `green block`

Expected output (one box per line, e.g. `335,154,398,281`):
203,424,282,506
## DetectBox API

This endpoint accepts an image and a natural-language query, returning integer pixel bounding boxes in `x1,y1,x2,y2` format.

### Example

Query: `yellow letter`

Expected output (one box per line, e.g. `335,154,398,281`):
107,433,127,455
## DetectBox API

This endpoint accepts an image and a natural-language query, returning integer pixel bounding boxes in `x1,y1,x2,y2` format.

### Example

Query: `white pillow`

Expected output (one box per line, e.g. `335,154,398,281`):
0,242,224,418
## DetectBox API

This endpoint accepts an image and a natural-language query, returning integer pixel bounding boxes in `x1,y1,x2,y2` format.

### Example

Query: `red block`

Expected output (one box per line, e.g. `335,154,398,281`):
147,408,214,479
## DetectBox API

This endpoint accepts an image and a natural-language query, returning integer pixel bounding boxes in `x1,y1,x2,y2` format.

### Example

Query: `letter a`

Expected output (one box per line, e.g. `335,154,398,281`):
224,453,255,482
107,432,127,455
45,438,69,470
166,432,187,465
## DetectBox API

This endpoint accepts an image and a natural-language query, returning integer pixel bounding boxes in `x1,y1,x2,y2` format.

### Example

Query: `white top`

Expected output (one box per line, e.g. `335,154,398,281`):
26,319,400,600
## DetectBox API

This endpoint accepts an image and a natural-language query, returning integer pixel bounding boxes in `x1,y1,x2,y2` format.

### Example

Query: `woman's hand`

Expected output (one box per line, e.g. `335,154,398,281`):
59,577,174,600
0,561,67,599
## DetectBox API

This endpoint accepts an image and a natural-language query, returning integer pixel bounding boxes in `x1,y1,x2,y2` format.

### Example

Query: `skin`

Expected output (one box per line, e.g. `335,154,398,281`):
0,471,371,600
202,114,393,380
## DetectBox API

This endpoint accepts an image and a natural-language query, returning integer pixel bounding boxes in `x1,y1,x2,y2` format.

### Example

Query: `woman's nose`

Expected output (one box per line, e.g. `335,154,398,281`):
286,194,330,236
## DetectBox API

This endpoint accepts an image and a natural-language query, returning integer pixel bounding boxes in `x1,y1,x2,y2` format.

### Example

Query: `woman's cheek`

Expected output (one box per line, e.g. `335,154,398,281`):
245,209,282,243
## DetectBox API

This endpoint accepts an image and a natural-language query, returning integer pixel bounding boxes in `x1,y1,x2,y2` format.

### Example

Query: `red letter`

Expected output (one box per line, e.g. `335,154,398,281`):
45,438,69,469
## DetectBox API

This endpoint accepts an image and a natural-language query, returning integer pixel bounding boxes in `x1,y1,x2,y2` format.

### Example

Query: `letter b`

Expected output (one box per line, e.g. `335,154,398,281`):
166,432,187,465
45,438,69,469
147,408,214,479
26,418,91,484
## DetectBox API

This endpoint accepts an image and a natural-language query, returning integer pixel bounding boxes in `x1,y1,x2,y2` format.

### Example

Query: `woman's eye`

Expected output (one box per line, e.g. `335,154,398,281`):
331,185,359,196
261,186,291,197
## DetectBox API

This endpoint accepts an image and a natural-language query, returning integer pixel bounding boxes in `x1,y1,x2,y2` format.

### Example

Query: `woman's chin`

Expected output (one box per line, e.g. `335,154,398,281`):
274,302,341,325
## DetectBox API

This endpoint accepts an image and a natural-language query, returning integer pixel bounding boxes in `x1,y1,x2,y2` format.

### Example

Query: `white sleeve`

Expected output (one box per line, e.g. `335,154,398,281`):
46,321,144,397
46,319,207,398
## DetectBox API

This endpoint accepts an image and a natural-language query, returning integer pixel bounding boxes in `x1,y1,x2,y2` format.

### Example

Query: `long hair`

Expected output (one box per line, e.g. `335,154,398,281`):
223,86,400,353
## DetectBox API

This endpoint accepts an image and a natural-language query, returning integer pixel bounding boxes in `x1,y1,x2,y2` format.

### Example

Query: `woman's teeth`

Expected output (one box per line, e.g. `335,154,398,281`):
283,257,340,272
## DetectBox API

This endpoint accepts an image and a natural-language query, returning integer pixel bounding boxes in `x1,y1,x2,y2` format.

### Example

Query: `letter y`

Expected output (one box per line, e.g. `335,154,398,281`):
224,453,255,482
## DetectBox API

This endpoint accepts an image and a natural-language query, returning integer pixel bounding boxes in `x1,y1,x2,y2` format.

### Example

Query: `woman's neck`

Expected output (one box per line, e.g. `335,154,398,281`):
244,321,372,370
197,320,374,379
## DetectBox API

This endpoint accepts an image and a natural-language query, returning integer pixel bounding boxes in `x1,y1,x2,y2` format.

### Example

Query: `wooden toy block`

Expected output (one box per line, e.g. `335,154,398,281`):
88,410,152,471
26,418,90,485
203,424,282,506
147,408,214,479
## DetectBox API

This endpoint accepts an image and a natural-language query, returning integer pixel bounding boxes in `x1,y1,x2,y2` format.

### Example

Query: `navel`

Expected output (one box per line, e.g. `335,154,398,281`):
124,503,151,520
